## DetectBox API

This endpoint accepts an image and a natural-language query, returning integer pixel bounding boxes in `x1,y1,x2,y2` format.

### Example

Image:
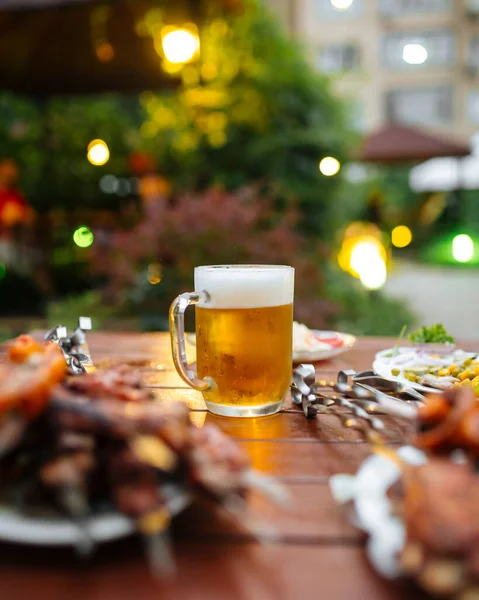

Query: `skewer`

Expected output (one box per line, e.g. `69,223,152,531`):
291,364,400,442
45,317,95,374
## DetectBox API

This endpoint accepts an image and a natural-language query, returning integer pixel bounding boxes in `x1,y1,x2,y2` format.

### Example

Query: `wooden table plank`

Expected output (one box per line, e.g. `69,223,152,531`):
201,412,413,443
176,482,361,541
240,440,381,479
0,541,424,600
0,332,466,600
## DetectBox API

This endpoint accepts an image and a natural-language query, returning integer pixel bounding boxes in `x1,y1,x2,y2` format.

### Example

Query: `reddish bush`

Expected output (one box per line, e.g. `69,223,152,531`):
93,186,336,328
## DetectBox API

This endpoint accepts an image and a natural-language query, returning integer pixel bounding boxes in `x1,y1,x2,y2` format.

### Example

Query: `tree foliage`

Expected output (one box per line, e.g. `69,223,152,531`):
138,0,353,233
0,94,139,211
93,185,336,330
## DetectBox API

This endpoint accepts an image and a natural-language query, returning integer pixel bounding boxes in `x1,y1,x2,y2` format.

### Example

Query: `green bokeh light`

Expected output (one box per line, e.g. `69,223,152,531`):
0,263,5,280
452,234,474,263
421,233,479,266
73,226,94,248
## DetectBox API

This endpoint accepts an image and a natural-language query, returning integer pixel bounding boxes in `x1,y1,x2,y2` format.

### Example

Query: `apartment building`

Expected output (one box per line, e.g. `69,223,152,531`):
267,0,479,139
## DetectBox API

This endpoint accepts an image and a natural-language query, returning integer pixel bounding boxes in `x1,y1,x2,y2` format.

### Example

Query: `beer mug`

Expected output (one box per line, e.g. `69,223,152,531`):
169,265,294,417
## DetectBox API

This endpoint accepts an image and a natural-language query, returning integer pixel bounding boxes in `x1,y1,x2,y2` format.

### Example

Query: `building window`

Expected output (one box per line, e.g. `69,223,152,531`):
317,0,363,20
380,0,451,16
382,30,456,69
317,44,360,73
467,91,479,124
386,86,454,125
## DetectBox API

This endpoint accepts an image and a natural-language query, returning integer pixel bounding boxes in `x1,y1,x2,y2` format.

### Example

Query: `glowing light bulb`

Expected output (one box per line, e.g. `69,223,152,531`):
359,256,387,290
319,156,341,177
161,28,200,64
402,44,428,65
391,225,412,248
73,226,94,248
87,140,110,166
331,0,354,10
147,263,162,285
452,234,474,263
350,240,381,275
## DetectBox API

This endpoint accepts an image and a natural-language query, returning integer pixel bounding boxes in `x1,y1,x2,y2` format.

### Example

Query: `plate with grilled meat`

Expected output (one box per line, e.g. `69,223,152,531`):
330,386,479,598
0,334,286,559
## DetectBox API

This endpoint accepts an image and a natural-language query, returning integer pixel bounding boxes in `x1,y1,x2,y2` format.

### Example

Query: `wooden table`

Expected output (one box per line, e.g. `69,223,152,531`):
1,333,472,600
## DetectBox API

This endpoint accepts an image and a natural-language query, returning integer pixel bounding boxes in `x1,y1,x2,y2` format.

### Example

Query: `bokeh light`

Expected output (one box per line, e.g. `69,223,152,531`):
161,28,200,64
330,0,354,10
147,263,162,285
73,226,94,248
338,224,387,278
391,225,412,248
319,156,341,177
350,240,382,275
402,43,428,65
338,226,388,290
95,42,115,63
452,234,474,263
0,262,6,280
99,174,118,194
116,178,132,197
87,139,110,166
359,255,387,290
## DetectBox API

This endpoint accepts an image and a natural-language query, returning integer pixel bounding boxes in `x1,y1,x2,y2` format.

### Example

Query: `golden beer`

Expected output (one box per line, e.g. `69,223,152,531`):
170,265,294,417
196,303,293,409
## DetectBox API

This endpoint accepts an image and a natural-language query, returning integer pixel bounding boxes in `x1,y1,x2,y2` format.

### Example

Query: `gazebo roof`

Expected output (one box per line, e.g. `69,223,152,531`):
359,124,470,163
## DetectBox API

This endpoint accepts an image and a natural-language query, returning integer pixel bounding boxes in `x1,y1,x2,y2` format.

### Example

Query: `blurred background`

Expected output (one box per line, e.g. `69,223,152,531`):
0,0,478,340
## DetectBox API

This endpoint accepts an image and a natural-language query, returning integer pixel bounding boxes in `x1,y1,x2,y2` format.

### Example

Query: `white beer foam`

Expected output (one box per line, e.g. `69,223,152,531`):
195,265,294,309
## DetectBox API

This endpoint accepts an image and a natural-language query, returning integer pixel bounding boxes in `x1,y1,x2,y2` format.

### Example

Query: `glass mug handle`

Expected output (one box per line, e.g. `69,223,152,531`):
169,291,213,391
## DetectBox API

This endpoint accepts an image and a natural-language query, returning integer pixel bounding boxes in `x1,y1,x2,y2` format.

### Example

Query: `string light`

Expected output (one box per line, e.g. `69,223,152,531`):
391,225,412,248
95,42,115,63
161,27,200,64
87,140,110,166
319,157,341,177
73,226,94,248
452,234,474,263
147,263,162,285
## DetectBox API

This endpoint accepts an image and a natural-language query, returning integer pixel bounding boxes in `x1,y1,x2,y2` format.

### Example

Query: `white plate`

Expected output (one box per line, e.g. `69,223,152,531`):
292,331,356,363
373,356,441,394
0,484,189,547
186,331,356,363
373,347,477,394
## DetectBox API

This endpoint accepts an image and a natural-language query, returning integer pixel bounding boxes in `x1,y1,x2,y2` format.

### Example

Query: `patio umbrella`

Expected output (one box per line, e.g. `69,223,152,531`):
358,124,470,164
0,0,239,95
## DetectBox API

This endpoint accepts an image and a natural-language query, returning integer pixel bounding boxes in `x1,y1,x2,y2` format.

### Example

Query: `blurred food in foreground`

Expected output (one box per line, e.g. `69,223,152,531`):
415,386,479,456
399,459,479,598
0,335,285,569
